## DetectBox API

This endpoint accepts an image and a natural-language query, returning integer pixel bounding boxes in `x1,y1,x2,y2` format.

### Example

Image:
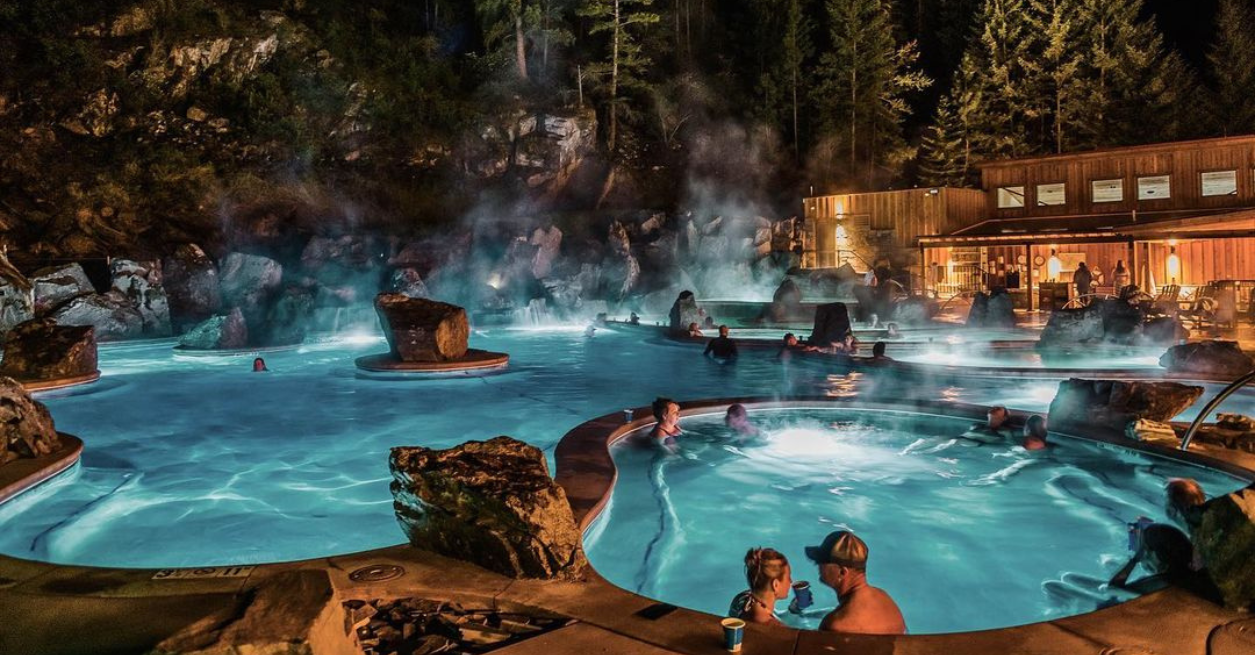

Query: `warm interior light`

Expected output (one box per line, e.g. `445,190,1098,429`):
1047,249,1062,281
1167,246,1181,283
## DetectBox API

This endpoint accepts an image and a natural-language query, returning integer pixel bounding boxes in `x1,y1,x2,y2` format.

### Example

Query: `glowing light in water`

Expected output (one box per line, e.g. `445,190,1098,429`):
486,273,502,290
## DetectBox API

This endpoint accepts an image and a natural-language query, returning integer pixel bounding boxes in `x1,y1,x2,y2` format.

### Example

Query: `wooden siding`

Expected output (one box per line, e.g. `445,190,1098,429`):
802,188,988,268
981,137,1255,220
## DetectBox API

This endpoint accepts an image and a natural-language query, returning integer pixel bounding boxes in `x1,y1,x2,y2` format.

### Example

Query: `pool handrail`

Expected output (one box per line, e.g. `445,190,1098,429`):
1180,368,1255,451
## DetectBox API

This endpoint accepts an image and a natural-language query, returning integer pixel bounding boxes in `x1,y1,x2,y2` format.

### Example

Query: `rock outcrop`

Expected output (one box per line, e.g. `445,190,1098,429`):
110,259,172,336
388,268,429,299
811,302,852,347
219,252,283,324
765,279,804,323
0,319,97,382
667,290,702,333
375,293,469,362
0,253,34,333
178,307,249,350
1159,341,1254,378
966,288,1016,328
0,376,60,466
1195,484,1255,610
164,243,222,331
48,290,145,341
390,436,587,580
892,295,936,326
1047,379,1204,434
30,263,94,314
1037,299,1143,347
257,286,313,346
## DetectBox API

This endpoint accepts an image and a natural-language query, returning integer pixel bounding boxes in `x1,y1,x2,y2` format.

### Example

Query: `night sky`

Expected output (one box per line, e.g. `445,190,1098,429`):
1149,0,1219,66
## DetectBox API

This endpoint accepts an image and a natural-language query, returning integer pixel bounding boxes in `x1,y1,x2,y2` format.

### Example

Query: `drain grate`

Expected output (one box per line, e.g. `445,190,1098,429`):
348,564,405,582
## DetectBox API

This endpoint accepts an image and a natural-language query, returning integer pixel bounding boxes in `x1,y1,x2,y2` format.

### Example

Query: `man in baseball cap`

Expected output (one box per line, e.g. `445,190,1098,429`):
805,530,906,635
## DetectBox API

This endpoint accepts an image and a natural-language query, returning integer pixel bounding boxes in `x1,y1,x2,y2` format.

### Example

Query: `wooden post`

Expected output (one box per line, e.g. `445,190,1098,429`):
1025,243,1034,312
1126,239,1136,292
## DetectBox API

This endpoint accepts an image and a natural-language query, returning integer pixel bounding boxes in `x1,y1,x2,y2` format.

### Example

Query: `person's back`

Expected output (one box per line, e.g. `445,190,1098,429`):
819,584,906,635
705,325,738,360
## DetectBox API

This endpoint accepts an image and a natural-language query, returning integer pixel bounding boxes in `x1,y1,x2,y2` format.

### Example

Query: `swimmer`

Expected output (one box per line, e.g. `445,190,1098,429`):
729,548,792,626
704,325,738,361
725,404,759,437
252,357,268,372
648,397,682,448
871,341,891,361
807,530,906,635
584,325,597,337
962,406,1012,444
629,312,640,325
1022,414,1050,450
687,322,704,338
885,323,900,338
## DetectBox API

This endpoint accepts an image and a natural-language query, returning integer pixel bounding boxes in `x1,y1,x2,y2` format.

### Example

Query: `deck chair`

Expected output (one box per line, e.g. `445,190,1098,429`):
1151,284,1181,317
1179,285,1218,328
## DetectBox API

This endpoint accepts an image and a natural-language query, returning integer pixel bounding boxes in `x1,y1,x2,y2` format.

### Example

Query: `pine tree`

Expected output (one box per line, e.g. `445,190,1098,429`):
782,0,813,162
476,0,530,79
812,0,930,186
1023,0,1086,154
954,0,1036,160
918,96,972,186
1076,0,1197,147
525,0,575,83
578,0,661,153
1207,0,1255,136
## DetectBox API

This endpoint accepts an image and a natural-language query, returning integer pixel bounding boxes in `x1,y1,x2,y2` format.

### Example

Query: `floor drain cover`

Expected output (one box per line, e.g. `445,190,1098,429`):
349,564,405,582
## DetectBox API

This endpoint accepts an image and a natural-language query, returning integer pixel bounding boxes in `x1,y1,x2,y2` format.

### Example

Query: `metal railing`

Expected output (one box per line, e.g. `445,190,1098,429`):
1179,369,1255,451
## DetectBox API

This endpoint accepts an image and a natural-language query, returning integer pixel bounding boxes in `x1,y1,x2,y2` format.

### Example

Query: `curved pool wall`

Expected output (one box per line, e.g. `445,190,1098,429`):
581,406,1249,634
555,397,1255,641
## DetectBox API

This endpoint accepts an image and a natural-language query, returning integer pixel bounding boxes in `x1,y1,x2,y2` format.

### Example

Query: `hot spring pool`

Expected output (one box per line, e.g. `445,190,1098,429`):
583,408,1247,634
894,346,1164,371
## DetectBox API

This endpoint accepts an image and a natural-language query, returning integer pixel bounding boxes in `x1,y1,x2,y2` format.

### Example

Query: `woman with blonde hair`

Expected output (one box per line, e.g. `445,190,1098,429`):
729,548,792,625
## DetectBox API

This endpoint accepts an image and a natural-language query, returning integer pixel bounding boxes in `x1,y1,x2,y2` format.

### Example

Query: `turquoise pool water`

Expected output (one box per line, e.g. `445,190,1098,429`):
894,346,1165,370
584,408,1247,634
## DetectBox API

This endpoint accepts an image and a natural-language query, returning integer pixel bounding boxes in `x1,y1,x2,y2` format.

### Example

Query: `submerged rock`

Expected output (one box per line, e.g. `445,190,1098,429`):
164,243,221,331
390,436,587,580
1047,379,1204,434
178,307,249,350
1195,483,1255,610
375,293,468,362
0,318,97,382
30,263,94,315
48,291,145,341
1159,341,1254,378
0,376,60,466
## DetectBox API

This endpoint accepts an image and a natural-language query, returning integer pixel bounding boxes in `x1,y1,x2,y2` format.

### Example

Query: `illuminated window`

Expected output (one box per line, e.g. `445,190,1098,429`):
1036,183,1066,206
1201,170,1237,196
1091,179,1123,203
1138,175,1171,200
997,186,1025,209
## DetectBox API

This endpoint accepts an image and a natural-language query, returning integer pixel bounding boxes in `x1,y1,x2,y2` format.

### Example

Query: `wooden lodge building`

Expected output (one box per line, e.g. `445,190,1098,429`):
802,135,1255,310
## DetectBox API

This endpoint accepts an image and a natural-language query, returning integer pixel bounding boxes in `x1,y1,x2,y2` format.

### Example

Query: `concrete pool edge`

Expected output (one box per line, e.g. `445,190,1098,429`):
0,433,83,505
19,371,101,393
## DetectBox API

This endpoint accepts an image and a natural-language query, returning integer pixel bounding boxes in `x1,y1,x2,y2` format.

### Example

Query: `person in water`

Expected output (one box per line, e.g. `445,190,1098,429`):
704,315,716,330
831,332,859,355
687,322,704,338
252,357,268,372
629,312,640,325
1108,524,1222,602
704,325,738,361
885,323,901,339
806,530,906,635
648,397,682,448
584,325,597,337
963,406,1013,444
778,333,820,360
729,548,792,625
870,341,891,361
725,403,759,437
1022,414,1050,450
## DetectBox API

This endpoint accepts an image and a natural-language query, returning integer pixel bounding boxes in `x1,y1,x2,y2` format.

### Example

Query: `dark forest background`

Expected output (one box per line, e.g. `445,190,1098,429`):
1,0,1254,257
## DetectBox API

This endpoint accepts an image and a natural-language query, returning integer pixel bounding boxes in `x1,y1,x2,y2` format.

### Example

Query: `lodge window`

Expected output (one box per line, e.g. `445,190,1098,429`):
1091,179,1124,203
1201,170,1238,196
1036,183,1066,206
1137,174,1171,200
997,186,1025,209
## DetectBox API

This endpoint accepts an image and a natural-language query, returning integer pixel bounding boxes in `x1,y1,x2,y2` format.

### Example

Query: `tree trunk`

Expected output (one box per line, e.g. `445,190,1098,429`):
515,12,529,80
792,64,800,163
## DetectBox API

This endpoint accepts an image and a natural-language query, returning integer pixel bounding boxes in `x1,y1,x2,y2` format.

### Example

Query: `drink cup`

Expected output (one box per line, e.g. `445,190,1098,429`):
720,618,745,652
788,581,813,614
624,409,634,423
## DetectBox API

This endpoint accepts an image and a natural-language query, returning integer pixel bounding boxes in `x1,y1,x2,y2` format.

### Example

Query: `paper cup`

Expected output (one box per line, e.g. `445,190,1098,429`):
721,617,745,652
623,409,634,423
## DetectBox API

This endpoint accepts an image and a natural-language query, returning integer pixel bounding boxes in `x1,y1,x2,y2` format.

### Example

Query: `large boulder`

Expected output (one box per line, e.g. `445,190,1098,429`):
765,279,804,323
30,263,94,315
375,293,469,362
529,226,563,280
1038,299,1144,347
388,267,430,299
1195,484,1255,610
0,319,97,382
178,307,249,350
258,286,314,346
219,252,282,324
668,290,702,333
0,253,34,333
811,302,852,347
390,436,588,580
1142,316,1189,345
110,259,172,336
1047,379,1204,434
48,291,145,341
0,376,60,466
164,243,221,331
1160,341,1254,378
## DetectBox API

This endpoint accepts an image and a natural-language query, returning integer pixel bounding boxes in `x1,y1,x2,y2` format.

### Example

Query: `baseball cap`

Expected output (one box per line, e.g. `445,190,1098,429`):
804,530,868,570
